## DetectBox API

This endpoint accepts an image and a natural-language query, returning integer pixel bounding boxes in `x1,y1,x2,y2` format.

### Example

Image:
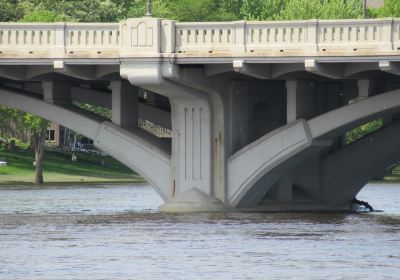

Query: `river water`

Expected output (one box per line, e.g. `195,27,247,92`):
0,183,399,279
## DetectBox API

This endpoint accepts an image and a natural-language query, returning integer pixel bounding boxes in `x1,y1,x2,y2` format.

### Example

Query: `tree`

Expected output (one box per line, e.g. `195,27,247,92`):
0,106,16,138
19,114,50,184
376,0,400,17
320,0,362,19
0,0,22,21
241,0,284,20
21,9,63,22
279,0,322,20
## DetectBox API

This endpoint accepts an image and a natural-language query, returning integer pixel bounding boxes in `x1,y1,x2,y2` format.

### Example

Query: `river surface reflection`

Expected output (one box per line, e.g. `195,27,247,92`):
0,183,399,279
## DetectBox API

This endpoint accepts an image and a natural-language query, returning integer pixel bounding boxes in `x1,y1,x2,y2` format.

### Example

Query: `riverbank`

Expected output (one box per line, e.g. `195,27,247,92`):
0,148,144,185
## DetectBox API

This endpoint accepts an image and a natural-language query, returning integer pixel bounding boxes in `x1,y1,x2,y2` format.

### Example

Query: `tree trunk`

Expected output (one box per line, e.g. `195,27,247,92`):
33,127,47,185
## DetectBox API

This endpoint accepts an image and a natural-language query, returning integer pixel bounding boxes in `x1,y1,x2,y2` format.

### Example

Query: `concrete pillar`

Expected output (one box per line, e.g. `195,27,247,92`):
276,173,293,201
170,98,212,197
42,81,72,105
357,79,386,101
111,80,138,127
229,81,249,154
286,80,316,122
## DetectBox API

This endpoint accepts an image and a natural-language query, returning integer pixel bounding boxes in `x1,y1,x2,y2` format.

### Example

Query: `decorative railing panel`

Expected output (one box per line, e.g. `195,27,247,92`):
65,23,120,53
0,18,400,57
317,19,393,51
245,21,317,52
0,23,65,54
175,22,244,53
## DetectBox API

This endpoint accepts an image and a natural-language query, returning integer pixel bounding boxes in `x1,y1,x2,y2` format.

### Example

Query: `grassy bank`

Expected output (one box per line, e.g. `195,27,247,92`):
0,148,144,185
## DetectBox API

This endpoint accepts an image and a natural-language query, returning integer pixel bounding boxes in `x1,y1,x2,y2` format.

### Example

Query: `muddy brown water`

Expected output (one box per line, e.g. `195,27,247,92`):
0,183,399,279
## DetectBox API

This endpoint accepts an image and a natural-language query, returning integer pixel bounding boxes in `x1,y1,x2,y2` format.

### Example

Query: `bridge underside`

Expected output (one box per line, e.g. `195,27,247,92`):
1,57,400,212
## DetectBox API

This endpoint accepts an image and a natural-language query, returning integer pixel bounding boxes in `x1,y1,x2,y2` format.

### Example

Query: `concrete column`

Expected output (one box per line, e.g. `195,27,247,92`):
42,81,72,105
276,173,293,201
229,81,249,154
286,80,315,122
111,80,138,127
357,79,386,101
170,98,212,197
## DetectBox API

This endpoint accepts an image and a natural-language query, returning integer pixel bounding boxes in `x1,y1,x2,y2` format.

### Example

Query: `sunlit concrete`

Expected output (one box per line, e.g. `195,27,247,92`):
1,17,400,212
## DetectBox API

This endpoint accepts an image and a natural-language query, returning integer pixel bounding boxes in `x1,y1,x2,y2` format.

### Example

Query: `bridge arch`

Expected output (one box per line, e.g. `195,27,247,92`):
0,86,172,201
228,88,400,207
320,121,400,205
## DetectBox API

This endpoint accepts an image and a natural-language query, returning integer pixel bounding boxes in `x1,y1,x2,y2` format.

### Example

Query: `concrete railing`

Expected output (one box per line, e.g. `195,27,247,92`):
1,17,400,58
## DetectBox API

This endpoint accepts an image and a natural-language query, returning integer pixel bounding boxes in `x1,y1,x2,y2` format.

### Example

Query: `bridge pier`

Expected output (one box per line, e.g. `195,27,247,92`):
2,17,400,212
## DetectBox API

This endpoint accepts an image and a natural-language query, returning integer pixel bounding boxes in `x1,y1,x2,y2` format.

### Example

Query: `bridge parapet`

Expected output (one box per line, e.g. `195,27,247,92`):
0,17,400,58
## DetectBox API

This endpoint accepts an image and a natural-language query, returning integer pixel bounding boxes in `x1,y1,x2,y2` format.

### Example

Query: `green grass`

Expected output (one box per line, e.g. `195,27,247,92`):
0,148,144,185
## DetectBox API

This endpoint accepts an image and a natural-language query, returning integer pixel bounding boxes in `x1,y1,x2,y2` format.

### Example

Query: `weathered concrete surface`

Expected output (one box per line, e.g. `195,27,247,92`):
2,17,400,212
0,86,172,201
159,188,227,213
321,121,400,205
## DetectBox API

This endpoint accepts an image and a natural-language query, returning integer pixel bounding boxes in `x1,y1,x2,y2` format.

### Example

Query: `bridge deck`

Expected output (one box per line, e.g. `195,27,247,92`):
0,18,400,61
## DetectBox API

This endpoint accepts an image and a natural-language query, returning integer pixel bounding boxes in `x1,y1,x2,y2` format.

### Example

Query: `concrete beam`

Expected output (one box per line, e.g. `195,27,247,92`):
96,65,120,79
53,61,96,80
344,62,379,77
26,65,54,80
308,88,400,139
204,64,233,77
0,66,26,80
272,63,304,78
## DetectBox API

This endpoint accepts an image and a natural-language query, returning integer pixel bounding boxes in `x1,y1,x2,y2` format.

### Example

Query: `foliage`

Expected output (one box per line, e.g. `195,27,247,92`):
320,0,362,19
0,106,17,137
73,102,112,119
345,119,383,144
21,9,63,22
240,0,284,20
0,0,395,23
375,0,400,17
278,0,322,20
0,0,23,21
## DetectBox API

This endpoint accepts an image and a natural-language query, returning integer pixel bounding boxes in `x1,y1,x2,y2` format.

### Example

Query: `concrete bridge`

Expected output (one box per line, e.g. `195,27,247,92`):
1,17,400,212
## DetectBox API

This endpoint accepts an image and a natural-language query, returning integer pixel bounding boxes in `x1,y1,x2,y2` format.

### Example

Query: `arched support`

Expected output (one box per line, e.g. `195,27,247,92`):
121,61,226,211
0,86,172,201
309,88,400,139
228,120,313,207
321,121,400,206
227,88,400,208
